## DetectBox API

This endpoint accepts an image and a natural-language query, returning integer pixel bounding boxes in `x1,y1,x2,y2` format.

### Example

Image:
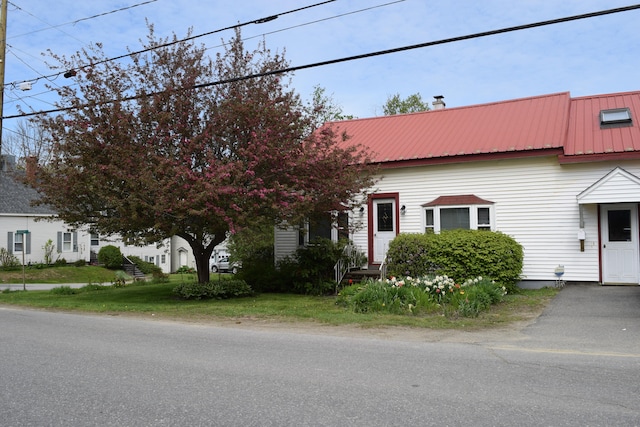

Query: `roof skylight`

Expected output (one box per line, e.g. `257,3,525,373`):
600,108,632,125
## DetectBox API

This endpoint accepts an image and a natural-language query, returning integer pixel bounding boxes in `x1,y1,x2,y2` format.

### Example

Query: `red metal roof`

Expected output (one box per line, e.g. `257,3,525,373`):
422,195,494,207
334,92,571,165
562,91,640,162
331,90,640,166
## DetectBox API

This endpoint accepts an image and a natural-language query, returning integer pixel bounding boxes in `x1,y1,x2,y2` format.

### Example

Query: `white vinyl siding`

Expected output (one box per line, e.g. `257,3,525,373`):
351,155,640,283
274,226,299,263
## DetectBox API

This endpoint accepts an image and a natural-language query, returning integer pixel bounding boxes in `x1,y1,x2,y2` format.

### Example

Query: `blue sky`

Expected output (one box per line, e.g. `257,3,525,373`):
3,0,640,139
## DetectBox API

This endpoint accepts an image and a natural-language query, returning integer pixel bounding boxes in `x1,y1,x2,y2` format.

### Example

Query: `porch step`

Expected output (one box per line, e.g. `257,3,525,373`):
342,268,382,284
122,256,146,279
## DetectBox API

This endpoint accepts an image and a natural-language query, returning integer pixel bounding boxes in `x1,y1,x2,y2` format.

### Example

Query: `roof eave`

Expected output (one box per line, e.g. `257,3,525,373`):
374,148,564,169
558,152,640,164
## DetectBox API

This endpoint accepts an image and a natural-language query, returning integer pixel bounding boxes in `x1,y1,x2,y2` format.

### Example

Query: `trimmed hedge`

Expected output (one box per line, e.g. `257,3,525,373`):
97,245,123,269
386,230,523,293
173,279,253,300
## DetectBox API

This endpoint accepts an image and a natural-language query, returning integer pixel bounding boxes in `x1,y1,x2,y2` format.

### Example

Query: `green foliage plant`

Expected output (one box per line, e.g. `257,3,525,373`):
50,286,79,295
338,275,507,318
386,230,523,293
430,230,523,293
0,248,21,269
275,238,347,295
175,265,196,274
173,279,253,300
98,245,123,269
386,233,436,277
382,92,430,115
42,239,55,265
127,255,163,275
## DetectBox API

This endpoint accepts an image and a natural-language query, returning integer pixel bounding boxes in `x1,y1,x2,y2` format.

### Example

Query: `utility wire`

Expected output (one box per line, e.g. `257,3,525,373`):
5,0,398,108
4,3,640,120
8,0,158,39
6,0,336,88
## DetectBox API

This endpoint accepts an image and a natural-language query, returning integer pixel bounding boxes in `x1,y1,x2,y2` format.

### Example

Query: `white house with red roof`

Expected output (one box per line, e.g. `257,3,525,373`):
275,90,640,287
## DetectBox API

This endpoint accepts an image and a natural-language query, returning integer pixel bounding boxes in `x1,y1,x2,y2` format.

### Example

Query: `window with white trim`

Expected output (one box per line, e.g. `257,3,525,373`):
298,211,349,245
62,232,73,251
57,231,78,253
6,231,31,255
90,232,100,246
14,233,24,252
422,195,494,233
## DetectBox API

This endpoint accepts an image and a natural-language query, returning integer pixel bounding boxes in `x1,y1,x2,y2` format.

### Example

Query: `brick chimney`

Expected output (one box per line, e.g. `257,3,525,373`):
432,95,446,110
25,156,38,184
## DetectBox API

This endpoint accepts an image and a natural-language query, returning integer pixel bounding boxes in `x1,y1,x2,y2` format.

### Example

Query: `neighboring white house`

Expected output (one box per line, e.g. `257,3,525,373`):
275,90,640,287
0,155,210,273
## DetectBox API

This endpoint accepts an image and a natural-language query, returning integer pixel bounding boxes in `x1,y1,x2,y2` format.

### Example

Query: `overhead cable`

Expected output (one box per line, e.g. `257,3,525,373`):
4,3,639,120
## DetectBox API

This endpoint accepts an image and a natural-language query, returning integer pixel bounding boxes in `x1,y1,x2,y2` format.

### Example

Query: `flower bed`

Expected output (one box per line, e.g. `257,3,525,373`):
337,275,507,318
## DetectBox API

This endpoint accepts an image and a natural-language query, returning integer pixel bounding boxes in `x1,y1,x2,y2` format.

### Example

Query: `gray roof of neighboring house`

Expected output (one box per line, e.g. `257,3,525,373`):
0,156,56,215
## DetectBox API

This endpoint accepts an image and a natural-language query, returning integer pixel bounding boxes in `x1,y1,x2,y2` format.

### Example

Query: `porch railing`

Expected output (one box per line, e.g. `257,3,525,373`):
334,244,362,288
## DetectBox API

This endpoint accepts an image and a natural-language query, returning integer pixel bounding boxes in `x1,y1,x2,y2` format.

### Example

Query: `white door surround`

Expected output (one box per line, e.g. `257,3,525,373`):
369,194,399,265
600,204,639,284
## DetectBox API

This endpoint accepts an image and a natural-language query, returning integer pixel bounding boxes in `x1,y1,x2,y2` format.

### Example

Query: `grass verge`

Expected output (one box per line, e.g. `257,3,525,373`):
0,265,118,284
0,280,559,330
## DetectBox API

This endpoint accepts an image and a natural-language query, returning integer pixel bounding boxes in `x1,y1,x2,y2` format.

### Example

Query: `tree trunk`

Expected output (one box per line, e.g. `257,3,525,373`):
194,249,212,284
179,233,224,284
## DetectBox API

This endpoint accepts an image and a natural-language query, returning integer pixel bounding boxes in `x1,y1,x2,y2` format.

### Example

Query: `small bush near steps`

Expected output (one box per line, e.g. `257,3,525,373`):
337,275,507,318
173,279,254,300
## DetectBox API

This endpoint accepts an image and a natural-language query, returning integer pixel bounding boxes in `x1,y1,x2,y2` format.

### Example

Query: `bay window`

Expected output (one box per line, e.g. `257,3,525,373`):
422,195,494,233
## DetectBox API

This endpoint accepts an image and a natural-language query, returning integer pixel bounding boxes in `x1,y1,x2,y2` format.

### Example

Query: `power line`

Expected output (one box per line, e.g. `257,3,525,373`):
4,3,640,121
8,0,158,39
5,0,337,88
4,0,399,109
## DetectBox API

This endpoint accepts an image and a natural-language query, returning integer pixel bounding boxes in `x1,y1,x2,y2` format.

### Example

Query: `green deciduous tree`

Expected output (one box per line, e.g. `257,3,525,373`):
30,27,376,284
382,93,430,115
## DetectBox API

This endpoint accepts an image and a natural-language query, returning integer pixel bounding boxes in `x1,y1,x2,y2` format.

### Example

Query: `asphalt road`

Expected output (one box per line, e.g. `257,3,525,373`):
1,285,639,426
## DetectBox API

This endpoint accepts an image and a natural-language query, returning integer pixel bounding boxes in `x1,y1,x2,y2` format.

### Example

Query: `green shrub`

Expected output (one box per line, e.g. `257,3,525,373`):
98,245,122,269
430,230,523,293
74,259,87,267
385,230,523,293
54,258,67,266
0,247,20,269
127,255,162,275
386,233,437,277
50,286,79,295
80,283,108,291
151,271,170,283
274,238,357,295
175,265,196,274
173,279,253,300
228,222,276,292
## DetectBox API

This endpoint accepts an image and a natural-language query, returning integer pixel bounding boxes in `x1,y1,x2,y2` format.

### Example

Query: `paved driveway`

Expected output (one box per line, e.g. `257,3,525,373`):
509,284,640,355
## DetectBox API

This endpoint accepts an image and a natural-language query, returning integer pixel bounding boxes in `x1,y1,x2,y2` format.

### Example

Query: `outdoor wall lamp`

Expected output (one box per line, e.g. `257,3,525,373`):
400,205,406,215
359,206,365,216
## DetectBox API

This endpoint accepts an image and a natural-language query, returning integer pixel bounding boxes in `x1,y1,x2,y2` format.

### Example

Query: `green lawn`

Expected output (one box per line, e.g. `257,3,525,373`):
0,265,119,284
0,275,558,330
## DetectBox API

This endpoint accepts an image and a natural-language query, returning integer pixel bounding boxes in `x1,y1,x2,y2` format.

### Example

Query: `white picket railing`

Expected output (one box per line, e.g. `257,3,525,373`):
333,244,363,288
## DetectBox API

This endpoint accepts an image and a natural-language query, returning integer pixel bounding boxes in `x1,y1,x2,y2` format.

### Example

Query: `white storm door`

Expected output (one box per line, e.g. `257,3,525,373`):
373,199,396,264
601,204,639,284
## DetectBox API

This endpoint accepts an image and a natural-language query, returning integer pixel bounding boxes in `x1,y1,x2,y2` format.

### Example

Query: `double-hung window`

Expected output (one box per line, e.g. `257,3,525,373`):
422,195,494,233
299,211,349,245
57,231,78,253
7,231,31,255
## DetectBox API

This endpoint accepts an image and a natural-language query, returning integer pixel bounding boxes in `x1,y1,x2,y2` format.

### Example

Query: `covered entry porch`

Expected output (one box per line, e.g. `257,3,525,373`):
577,167,640,285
